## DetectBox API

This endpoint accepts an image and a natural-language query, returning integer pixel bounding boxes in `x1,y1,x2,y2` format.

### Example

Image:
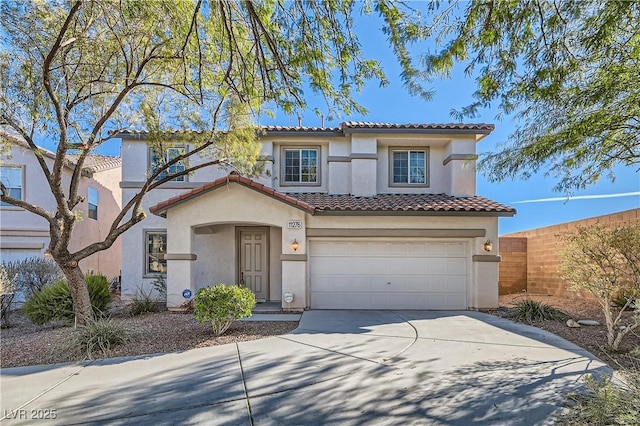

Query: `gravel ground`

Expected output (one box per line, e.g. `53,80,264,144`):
494,293,640,370
2,294,638,370
0,303,298,368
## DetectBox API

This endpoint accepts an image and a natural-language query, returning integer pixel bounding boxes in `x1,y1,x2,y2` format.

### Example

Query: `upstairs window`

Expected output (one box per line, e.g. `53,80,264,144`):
88,187,98,220
0,165,23,207
150,146,187,182
283,148,319,185
391,148,428,186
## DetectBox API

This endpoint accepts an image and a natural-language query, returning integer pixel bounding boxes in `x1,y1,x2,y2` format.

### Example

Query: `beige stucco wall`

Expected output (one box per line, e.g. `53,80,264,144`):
1,143,121,279
70,165,122,279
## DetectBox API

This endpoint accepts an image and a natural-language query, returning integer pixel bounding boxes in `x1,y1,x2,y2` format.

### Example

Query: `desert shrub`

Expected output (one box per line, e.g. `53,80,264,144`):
151,275,167,301
560,223,640,350
22,275,112,325
180,298,195,314
129,291,158,316
128,286,165,316
3,257,62,297
613,287,640,310
194,284,256,335
558,371,640,425
505,298,570,324
70,318,130,358
0,265,17,328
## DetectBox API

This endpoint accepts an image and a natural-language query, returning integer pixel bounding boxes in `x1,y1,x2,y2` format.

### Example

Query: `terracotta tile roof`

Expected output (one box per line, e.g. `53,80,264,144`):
150,174,515,217
289,193,515,215
117,122,494,138
339,122,495,132
66,154,122,172
149,173,315,217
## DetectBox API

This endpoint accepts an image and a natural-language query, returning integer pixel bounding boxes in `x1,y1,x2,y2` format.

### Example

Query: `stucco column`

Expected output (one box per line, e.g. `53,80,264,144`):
280,226,306,311
166,254,196,309
166,214,197,309
471,235,501,309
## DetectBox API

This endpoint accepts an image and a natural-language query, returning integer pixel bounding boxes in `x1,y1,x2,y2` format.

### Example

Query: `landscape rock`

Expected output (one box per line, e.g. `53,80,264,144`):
566,319,581,328
577,319,600,326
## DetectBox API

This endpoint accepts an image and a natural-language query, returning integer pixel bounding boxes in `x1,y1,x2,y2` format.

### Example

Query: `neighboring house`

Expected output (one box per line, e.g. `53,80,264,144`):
119,122,516,311
499,208,640,297
0,133,122,279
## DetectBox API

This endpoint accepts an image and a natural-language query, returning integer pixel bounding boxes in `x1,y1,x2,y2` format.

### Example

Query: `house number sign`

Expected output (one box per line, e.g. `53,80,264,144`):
287,220,302,229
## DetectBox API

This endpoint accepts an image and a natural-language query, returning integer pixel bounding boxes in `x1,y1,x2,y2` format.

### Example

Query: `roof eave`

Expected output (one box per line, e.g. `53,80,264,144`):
341,128,493,137
261,129,343,138
313,210,516,217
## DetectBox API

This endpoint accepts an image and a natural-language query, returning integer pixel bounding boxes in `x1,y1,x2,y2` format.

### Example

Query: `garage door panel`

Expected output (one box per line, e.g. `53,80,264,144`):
311,291,467,310
310,240,469,310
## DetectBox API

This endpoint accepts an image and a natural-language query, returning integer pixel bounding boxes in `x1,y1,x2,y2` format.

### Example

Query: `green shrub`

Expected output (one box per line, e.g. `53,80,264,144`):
194,284,256,335
22,275,112,325
558,371,640,425
71,318,130,358
129,289,159,316
505,298,570,325
85,274,113,315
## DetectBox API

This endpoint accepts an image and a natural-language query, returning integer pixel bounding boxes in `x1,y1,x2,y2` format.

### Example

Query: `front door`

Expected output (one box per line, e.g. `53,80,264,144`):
237,227,269,301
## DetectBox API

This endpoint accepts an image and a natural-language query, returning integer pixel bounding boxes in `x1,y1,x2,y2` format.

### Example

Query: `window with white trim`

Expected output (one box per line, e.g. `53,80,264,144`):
390,148,428,186
150,146,187,182
0,165,23,207
145,231,167,275
282,148,319,184
88,187,98,220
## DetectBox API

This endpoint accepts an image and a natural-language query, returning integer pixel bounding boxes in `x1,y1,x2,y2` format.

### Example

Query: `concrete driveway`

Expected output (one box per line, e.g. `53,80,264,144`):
1,311,610,425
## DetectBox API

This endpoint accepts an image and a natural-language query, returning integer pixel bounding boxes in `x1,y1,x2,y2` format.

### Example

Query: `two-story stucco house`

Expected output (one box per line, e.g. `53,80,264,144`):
0,132,122,279
119,122,515,311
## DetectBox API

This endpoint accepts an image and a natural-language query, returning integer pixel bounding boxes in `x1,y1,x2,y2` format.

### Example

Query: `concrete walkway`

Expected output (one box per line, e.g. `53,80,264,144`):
0,311,610,425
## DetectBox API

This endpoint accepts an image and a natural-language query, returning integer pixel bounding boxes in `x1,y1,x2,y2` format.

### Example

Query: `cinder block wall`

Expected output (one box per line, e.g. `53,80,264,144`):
498,237,527,295
501,208,639,297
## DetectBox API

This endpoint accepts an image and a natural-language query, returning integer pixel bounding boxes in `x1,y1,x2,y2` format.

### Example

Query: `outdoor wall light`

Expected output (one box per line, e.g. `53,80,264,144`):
292,239,299,251
44,250,52,258
483,240,493,252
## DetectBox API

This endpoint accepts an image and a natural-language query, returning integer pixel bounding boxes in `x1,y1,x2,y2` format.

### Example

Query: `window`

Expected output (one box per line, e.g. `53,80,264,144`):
150,146,187,182
283,148,319,184
88,187,98,220
391,149,428,186
0,165,23,207
145,231,167,275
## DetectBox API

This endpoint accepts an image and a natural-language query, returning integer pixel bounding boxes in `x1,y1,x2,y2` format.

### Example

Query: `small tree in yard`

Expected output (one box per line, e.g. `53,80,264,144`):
560,223,640,351
194,284,256,336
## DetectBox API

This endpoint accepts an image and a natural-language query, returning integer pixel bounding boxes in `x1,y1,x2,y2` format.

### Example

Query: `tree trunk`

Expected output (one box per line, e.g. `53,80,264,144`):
61,263,93,326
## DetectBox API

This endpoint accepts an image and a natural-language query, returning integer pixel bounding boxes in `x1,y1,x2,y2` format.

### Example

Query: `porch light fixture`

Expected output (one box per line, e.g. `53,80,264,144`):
44,250,52,258
483,240,493,252
292,239,299,251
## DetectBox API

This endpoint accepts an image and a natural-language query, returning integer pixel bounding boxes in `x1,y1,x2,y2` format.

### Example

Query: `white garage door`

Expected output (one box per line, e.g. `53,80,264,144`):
309,240,469,310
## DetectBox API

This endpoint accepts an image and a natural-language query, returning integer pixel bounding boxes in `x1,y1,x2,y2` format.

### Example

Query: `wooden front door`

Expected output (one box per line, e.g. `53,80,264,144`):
237,227,269,301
